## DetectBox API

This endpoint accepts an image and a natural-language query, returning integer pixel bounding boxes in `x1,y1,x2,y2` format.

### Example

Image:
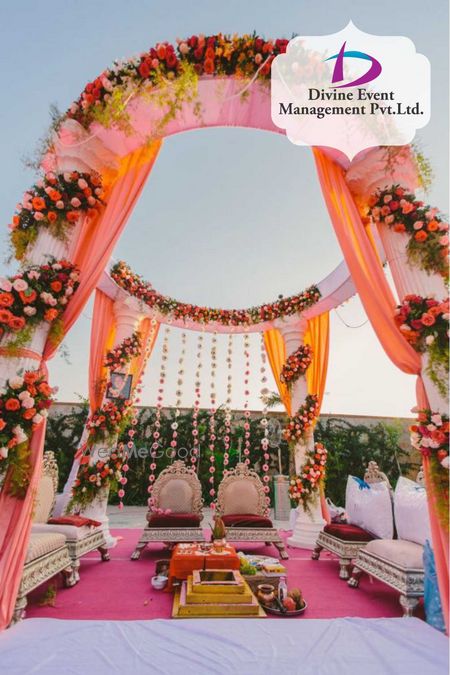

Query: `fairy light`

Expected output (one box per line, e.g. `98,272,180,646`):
260,332,271,505
191,333,204,469
208,333,218,507
223,334,233,472
147,326,170,506
242,332,251,465
169,331,186,460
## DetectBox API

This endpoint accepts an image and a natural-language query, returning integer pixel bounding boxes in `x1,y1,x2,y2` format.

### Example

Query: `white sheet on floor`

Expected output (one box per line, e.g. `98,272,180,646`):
0,617,447,675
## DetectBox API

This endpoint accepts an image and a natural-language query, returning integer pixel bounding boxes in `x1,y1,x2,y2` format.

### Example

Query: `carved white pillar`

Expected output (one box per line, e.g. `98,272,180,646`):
277,317,325,550
378,226,448,411
76,297,143,547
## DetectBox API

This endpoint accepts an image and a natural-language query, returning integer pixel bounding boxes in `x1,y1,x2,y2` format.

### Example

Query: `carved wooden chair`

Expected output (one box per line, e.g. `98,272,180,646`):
131,460,205,560
216,462,288,560
312,461,391,579
347,469,427,617
31,451,109,583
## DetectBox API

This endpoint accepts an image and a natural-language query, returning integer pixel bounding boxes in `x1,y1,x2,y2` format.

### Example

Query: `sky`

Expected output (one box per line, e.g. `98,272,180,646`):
0,0,448,417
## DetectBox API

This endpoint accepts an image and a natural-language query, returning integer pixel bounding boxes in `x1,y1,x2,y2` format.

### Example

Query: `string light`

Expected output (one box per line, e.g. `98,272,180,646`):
223,334,233,471
242,332,251,465
260,333,271,505
191,332,204,469
169,331,186,460
147,326,170,506
208,333,217,507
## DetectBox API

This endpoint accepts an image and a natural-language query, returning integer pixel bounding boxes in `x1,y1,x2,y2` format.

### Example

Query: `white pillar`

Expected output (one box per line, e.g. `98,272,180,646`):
378,226,448,412
277,317,325,550
70,297,143,547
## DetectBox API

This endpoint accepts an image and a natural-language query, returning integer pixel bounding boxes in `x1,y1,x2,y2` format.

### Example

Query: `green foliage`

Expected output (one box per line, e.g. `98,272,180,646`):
43,400,89,491
315,417,416,506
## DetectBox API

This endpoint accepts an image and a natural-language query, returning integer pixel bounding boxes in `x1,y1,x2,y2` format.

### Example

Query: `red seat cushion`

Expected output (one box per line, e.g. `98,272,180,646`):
48,515,101,528
222,514,273,528
324,523,374,542
147,512,201,528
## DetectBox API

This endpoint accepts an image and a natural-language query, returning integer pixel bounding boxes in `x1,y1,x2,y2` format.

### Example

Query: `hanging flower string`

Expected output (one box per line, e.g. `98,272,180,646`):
242,333,252,465
148,327,169,506
259,333,271,504
191,333,204,469
169,331,186,460
223,334,233,472
208,334,217,506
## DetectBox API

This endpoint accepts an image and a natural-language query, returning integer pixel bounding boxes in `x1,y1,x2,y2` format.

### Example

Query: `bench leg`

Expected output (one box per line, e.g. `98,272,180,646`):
311,543,323,561
348,566,362,588
62,564,77,588
11,594,27,624
339,558,351,580
131,541,147,560
399,595,419,617
98,545,110,562
274,539,289,560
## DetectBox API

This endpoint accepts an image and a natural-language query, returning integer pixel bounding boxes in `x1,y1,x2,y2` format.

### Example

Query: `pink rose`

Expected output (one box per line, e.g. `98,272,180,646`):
413,220,423,230
12,278,28,292
439,235,449,246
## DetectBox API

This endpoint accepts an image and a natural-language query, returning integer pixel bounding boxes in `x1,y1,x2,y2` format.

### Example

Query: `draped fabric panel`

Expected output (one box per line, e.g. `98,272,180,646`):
314,147,448,634
263,328,292,416
304,312,330,413
129,318,160,387
89,290,116,411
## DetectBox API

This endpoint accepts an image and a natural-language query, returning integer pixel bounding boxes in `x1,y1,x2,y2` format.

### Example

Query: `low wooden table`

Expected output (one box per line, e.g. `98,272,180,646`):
167,543,241,591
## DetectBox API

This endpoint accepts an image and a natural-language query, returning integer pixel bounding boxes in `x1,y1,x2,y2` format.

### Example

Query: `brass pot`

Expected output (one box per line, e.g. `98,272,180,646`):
256,583,275,605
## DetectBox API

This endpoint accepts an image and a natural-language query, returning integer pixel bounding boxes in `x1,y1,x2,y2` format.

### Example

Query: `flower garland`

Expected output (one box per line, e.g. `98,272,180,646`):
208,334,217,505
148,328,169,498
283,394,320,445
368,185,449,278
67,34,291,128
410,410,449,531
289,442,328,513
223,334,233,471
0,260,80,350
0,370,55,497
111,261,321,327
259,334,271,503
280,344,313,388
191,333,203,469
395,295,449,397
9,171,104,261
242,334,251,465
169,331,186,459
104,331,141,370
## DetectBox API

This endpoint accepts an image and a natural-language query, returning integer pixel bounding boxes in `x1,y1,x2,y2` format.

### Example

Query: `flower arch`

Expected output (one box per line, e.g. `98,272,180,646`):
0,33,448,631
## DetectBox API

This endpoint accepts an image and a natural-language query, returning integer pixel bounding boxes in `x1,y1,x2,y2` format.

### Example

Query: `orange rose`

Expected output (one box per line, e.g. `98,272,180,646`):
8,316,26,331
19,289,37,304
12,215,20,227
38,382,52,397
0,419,6,431
66,210,80,222
427,219,439,232
47,211,57,223
50,280,62,292
44,308,59,322
22,408,37,420
27,384,37,396
0,293,14,307
204,58,215,74
32,197,46,211
414,230,428,242
49,190,62,202
5,398,20,411
0,309,13,323
24,371,39,384
393,223,406,233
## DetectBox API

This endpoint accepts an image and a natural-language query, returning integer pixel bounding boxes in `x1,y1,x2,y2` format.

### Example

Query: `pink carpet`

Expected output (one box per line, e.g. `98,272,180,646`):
25,529,424,621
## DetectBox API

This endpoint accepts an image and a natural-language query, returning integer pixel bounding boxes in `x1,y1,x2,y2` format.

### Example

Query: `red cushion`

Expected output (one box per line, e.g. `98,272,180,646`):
48,515,101,528
222,514,273,528
324,523,374,542
147,512,201,528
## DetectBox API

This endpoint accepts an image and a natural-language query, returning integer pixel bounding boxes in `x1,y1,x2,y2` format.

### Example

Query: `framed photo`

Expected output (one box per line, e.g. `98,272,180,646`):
106,373,133,400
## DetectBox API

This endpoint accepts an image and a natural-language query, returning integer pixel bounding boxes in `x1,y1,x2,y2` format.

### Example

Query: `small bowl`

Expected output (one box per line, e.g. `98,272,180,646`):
151,575,168,590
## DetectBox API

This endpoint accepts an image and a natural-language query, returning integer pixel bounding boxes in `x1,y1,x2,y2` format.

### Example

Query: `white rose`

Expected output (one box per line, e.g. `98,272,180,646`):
0,447,8,459
431,414,442,426
441,456,449,470
21,397,35,409
425,335,435,345
32,413,43,425
8,376,24,390
18,390,31,400
24,306,37,316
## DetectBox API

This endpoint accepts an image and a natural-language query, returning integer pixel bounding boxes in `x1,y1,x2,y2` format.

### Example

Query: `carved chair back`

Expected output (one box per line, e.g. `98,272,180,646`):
151,460,204,516
364,461,392,488
216,463,269,518
33,451,59,523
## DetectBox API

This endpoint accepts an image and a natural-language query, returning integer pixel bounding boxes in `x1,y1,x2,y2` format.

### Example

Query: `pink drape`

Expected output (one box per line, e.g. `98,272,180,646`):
314,147,448,633
0,422,47,630
89,290,116,410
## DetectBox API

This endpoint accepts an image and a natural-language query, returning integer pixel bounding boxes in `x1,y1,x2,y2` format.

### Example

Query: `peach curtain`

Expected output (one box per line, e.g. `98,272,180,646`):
89,289,116,410
43,140,162,361
129,317,160,386
314,147,448,633
304,312,330,413
263,328,292,416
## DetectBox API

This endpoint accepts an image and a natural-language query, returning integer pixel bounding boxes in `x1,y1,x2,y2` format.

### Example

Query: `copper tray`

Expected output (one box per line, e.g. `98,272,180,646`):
261,601,307,616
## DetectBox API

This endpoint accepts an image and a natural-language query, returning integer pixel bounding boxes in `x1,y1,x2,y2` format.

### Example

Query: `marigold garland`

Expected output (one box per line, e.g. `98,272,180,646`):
368,185,449,278
280,344,313,388
289,442,327,513
9,172,104,261
283,394,320,444
111,261,321,326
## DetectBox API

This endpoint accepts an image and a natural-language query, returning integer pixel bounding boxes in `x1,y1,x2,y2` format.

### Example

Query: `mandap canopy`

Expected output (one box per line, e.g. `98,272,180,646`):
0,34,448,631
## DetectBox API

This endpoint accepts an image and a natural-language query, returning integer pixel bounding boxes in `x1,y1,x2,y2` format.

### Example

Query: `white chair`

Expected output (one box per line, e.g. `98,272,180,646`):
31,452,109,582
131,460,205,560
216,462,288,560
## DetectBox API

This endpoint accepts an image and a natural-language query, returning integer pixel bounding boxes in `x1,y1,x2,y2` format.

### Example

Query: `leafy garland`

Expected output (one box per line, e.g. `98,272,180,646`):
280,344,313,388
368,185,449,278
111,261,321,326
0,370,55,497
104,331,141,370
410,410,449,531
0,260,80,352
283,394,320,444
395,295,449,397
289,442,327,513
9,172,104,261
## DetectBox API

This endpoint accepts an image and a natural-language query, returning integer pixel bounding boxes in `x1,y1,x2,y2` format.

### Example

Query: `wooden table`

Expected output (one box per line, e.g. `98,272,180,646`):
167,543,241,591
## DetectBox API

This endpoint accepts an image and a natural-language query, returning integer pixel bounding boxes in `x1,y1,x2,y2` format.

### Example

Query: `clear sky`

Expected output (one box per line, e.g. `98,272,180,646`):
0,0,448,417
